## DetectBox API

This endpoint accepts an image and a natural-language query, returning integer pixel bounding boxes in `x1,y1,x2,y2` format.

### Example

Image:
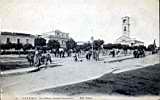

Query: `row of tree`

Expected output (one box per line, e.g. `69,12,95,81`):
0,37,157,53
34,37,77,51
76,42,157,52
0,42,33,51
0,37,77,53
103,43,157,51
30,37,104,52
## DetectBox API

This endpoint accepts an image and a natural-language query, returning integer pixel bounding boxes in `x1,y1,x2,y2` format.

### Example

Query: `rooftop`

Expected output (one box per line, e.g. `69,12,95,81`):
0,31,35,37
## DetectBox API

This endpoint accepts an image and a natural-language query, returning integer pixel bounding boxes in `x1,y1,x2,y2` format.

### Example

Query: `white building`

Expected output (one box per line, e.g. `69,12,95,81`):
116,16,144,46
0,32,35,46
41,30,69,48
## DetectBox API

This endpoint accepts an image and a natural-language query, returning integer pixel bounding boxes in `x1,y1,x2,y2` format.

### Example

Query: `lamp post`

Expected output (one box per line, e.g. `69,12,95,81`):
91,36,94,59
0,19,1,53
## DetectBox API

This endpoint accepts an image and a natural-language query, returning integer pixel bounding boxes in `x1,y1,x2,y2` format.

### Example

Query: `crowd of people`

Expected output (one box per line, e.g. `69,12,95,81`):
73,50,100,62
26,47,157,67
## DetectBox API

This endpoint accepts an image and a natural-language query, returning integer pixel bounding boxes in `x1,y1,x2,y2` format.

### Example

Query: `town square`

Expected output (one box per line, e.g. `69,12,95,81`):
0,0,159,100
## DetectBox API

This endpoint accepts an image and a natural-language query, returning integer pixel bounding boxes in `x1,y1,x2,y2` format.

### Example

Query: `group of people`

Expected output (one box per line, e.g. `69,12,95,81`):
85,50,99,61
52,48,65,58
73,50,100,62
26,50,52,67
26,48,148,66
133,49,145,58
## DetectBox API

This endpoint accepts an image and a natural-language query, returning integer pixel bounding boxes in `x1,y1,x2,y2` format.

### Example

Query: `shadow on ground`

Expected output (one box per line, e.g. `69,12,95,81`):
33,63,160,96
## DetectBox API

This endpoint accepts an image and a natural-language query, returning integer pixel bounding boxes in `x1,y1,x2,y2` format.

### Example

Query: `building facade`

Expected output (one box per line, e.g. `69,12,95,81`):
0,32,35,46
41,30,69,48
116,16,144,46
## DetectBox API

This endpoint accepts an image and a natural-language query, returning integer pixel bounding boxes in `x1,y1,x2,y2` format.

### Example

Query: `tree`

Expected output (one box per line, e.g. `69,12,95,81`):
66,38,77,50
81,42,92,51
13,43,23,55
75,45,81,52
75,44,84,52
103,43,113,49
47,40,60,50
147,44,156,51
93,39,104,50
1,44,6,50
113,43,122,49
15,43,23,50
138,45,146,50
121,44,129,50
34,37,46,48
23,43,33,51
1,43,13,50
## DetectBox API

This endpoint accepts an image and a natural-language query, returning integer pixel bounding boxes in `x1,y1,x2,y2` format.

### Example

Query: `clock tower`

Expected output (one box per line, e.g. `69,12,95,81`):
116,16,144,46
122,16,130,37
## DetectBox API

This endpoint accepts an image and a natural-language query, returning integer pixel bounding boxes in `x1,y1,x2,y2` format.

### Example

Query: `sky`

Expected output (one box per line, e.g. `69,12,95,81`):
0,0,159,46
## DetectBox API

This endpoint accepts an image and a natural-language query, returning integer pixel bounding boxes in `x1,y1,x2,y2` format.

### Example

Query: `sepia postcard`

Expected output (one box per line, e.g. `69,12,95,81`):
0,0,159,100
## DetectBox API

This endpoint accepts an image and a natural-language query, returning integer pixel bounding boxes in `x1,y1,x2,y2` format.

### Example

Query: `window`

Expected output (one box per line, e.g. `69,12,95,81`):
66,34,69,38
17,38,20,44
124,26,127,31
6,38,10,43
123,19,126,23
26,39,29,44
57,33,59,36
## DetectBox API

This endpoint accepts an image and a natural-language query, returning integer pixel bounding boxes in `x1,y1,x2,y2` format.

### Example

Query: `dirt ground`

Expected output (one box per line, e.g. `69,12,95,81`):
35,63,160,96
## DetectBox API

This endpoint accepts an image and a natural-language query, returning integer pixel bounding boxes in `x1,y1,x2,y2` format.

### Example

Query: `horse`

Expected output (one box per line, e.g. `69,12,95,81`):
26,53,34,66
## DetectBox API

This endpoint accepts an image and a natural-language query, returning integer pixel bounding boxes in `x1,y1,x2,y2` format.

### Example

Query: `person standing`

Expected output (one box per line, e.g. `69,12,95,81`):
34,50,41,68
74,53,78,62
45,52,52,65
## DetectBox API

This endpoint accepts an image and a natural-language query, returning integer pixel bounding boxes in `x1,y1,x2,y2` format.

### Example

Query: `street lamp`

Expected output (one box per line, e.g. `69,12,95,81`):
91,36,94,59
